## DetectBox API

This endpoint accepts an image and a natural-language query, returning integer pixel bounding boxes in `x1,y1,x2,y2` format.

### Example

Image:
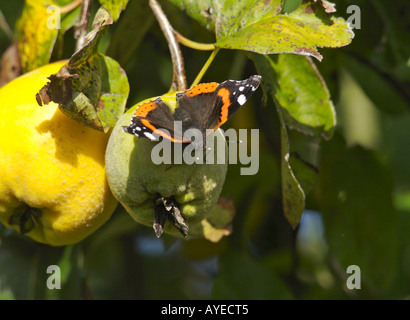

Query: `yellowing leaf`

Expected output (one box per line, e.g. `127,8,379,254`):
169,0,354,60
16,0,59,72
215,0,354,60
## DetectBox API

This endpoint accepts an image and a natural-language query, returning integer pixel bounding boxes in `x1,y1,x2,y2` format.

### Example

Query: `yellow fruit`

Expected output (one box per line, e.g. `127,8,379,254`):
0,61,117,246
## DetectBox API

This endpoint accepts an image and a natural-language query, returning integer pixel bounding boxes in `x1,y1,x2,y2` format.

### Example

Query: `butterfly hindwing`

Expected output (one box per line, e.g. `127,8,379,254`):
122,98,189,143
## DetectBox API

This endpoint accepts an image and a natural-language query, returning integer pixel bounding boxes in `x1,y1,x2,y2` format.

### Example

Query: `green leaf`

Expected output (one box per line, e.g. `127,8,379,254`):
170,0,353,60
106,0,154,67
59,2,81,33
342,54,409,115
16,0,59,72
282,0,303,13
289,153,318,194
99,0,129,21
0,235,64,299
279,119,306,229
188,197,235,243
249,52,334,227
265,54,336,138
167,0,216,31
317,134,400,297
36,7,129,132
251,53,336,137
213,251,293,299
217,0,353,60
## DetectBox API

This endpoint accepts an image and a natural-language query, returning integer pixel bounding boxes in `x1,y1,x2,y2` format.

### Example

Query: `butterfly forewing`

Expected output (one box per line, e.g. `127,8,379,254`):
210,75,262,129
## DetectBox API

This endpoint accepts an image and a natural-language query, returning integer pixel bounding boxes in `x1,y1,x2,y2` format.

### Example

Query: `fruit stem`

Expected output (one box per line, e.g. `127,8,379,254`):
190,48,220,88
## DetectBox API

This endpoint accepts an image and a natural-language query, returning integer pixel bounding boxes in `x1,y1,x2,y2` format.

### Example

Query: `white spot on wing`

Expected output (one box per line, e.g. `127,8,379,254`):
239,86,245,91
237,94,247,105
144,131,156,140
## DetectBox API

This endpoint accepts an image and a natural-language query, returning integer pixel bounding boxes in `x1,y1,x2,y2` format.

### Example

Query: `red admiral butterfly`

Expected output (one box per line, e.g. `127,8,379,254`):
122,75,262,147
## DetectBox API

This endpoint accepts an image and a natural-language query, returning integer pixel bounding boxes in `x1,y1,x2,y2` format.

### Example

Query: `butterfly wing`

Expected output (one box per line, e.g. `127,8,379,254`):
122,98,190,143
210,75,262,130
175,75,262,135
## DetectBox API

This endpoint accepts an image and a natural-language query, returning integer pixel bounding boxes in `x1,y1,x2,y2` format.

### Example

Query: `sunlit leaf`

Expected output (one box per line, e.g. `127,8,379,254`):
259,53,336,138
169,0,353,60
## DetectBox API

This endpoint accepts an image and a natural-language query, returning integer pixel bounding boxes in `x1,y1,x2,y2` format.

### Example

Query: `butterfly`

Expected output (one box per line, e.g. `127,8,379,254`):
122,75,262,148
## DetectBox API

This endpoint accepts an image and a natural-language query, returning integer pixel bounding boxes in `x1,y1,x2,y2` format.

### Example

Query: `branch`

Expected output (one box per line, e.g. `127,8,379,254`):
149,0,186,92
74,0,93,52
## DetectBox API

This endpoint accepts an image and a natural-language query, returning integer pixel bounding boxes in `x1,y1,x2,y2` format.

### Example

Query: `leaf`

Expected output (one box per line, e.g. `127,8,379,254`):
213,251,293,299
16,0,59,73
106,0,154,66
282,0,303,13
59,1,82,33
279,123,306,229
215,0,353,60
251,53,336,137
342,54,409,115
99,0,129,21
188,197,236,242
167,0,216,31
169,0,354,61
289,153,318,194
317,134,400,296
37,7,129,132
249,52,334,227
0,234,64,299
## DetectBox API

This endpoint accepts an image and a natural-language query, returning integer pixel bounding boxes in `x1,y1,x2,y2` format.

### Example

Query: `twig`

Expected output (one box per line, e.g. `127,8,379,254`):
0,9,13,40
60,0,83,14
149,0,186,92
74,0,93,52
174,31,215,51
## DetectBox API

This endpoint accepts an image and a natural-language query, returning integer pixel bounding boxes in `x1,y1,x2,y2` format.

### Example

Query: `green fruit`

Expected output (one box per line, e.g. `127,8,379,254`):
105,93,228,238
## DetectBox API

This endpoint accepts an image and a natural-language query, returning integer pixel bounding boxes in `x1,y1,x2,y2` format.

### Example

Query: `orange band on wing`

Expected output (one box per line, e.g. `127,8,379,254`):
134,101,157,117
216,87,231,128
185,83,219,97
140,119,190,143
